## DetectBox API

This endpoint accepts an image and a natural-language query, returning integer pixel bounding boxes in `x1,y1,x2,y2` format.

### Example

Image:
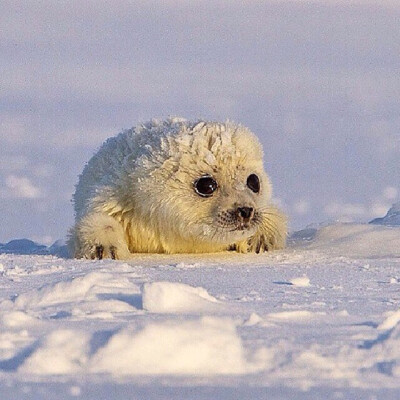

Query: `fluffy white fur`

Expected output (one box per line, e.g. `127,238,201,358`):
69,118,287,259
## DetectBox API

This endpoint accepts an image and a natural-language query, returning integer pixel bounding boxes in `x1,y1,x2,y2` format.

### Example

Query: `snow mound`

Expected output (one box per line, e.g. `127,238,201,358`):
243,312,264,327
142,281,221,313
267,310,323,321
305,223,400,258
19,330,90,375
370,202,400,226
0,321,34,361
11,271,140,318
0,311,38,328
356,314,400,378
276,310,400,386
378,309,400,331
289,276,311,287
14,272,137,309
90,317,266,376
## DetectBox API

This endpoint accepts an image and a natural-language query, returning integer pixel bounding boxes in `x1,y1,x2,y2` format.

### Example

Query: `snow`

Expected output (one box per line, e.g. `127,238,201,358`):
19,330,91,375
298,222,400,258
377,310,400,331
289,276,311,287
142,281,221,313
2,221,400,398
90,317,264,376
266,310,322,321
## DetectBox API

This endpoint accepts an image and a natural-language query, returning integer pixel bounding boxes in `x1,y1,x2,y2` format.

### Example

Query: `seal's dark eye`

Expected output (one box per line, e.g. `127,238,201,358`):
194,175,218,197
247,174,260,193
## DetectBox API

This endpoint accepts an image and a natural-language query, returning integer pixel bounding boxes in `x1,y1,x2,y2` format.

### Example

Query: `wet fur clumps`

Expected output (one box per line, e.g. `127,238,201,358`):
68,118,287,259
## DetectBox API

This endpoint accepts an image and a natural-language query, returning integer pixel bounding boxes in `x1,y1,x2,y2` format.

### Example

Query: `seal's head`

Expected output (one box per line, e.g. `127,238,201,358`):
129,119,273,251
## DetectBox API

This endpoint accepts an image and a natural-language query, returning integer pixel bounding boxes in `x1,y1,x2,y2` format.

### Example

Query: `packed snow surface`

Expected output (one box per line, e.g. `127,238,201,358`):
1,222,400,399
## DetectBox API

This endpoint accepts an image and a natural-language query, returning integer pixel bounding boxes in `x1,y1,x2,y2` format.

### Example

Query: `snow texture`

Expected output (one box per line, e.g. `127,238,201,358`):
2,221,400,398
90,317,263,376
142,281,222,313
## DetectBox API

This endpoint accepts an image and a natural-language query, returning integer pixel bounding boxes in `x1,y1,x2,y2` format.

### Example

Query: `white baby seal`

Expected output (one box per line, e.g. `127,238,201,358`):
69,118,287,259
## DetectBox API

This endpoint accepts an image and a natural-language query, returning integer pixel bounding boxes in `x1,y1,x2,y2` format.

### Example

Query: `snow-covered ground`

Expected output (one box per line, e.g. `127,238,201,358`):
1,204,400,399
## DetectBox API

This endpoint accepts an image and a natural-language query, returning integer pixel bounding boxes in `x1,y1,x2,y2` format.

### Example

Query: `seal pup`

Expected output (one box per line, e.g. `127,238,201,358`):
69,118,287,259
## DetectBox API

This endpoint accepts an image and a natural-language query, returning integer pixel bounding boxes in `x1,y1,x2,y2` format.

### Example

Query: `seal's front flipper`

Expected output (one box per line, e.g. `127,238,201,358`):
68,213,131,260
95,245,104,259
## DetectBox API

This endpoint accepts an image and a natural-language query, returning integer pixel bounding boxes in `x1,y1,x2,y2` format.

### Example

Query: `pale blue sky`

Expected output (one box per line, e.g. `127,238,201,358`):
1,0,399,244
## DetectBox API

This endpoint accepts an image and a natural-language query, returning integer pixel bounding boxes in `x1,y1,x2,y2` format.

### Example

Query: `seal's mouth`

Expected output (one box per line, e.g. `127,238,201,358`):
224,219,260,236
235,222,252,231
215,208,260,233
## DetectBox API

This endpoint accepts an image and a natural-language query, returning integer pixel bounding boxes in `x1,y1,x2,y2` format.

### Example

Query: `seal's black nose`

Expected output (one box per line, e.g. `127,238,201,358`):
237,207,254,221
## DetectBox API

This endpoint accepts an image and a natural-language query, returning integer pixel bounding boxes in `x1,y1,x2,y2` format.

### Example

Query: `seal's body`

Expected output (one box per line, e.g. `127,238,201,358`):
69,118,286,259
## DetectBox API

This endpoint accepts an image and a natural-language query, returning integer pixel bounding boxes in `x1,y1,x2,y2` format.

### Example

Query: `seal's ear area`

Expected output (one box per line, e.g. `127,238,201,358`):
229,123,264,161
